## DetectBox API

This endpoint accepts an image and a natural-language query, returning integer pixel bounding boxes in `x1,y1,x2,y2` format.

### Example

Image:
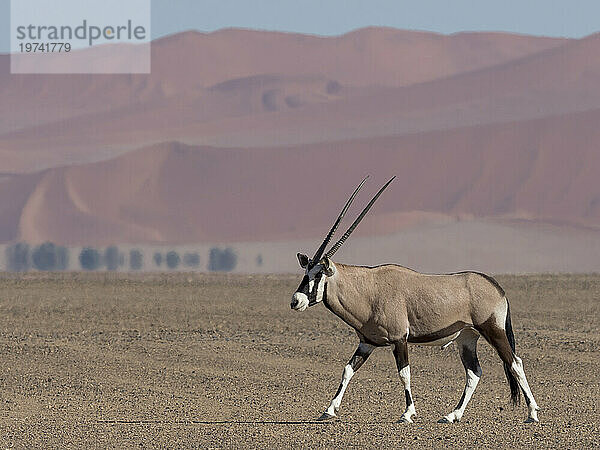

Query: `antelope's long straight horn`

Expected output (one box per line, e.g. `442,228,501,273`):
311,176,370,263
325,176,396,258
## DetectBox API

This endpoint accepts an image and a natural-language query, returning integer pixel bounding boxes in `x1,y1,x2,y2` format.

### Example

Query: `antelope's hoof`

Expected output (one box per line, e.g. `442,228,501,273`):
437,416,458,424
525,407,539,423
317,412,336,421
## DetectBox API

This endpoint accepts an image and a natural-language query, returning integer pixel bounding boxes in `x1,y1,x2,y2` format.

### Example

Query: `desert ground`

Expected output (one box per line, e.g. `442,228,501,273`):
0,272,598,448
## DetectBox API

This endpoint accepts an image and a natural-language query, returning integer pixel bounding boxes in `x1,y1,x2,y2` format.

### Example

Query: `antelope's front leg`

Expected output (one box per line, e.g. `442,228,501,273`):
319,342,375,420
393,339,416,423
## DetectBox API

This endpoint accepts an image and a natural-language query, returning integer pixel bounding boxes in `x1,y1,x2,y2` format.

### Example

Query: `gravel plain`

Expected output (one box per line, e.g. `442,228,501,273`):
0,272,598,448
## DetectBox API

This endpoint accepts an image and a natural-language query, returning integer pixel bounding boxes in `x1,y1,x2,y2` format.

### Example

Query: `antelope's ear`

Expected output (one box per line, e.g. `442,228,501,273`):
297,253,309,268
321,257,335,276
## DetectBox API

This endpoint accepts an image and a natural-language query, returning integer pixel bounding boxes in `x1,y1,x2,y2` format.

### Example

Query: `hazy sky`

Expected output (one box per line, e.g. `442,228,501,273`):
2,0,600,52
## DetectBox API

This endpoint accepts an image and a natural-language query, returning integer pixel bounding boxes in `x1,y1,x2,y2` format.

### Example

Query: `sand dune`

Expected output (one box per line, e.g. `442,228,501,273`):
1,29,563,135
4,31,600,174
2,104,600,246
1,28,599,268
0,28,565,134
149,28,566,89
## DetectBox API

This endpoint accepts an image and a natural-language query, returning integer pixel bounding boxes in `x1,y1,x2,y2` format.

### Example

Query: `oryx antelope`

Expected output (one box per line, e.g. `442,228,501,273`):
291,177,539,423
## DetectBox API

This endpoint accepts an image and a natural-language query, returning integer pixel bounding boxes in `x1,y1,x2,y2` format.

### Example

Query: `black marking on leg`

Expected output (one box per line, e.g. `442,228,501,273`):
455,338,481,412
348,345,373,371
392,340,409,371
455,390,467,411
394,339,414,410
404,389,413,407
460,344,482,378
521,387,531,406
333,382,344,399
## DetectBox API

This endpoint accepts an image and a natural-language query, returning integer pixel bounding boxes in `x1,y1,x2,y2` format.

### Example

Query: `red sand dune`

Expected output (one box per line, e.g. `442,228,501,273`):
0,28,564,135
149,28,566,88
4,31,600,174
1,28,600,252
2,102,600,245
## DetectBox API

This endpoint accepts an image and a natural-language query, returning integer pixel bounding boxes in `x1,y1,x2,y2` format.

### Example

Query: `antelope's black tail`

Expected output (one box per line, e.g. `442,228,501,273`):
503,300,520,405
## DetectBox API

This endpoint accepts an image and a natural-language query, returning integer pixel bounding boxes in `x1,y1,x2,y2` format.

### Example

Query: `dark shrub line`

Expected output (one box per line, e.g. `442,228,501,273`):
5,243,245,272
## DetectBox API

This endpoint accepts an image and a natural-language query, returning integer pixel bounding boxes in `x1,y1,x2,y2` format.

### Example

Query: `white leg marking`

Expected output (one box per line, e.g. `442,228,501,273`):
399,365,416,423
442,369,480,423
439,330,481,424
325,364,354,417
511,356,539,423
320,343,375,420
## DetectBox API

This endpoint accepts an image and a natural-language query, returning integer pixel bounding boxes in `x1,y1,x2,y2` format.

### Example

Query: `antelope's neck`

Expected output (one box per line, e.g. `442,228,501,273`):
324,264,370,331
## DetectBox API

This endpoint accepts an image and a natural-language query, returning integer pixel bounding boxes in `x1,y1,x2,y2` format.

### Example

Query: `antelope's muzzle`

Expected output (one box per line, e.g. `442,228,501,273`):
291,292,309,311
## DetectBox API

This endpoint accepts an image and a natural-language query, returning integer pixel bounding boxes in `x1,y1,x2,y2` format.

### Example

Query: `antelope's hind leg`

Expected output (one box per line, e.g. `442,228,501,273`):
511,355,540,423
438,329,482,423
476,306,540,423
318,342,376,420
393,338,416,423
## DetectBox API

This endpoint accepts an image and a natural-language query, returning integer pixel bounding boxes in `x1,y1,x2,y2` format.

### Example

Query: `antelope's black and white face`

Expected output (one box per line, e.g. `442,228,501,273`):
288,177,394,312
291,253,335,311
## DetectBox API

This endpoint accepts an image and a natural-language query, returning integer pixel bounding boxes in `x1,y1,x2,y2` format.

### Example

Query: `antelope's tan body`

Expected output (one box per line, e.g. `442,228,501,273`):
326,264,504,347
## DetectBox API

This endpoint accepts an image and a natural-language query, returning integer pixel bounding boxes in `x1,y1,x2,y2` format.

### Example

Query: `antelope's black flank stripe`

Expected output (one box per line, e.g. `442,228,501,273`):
407,321,469,344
